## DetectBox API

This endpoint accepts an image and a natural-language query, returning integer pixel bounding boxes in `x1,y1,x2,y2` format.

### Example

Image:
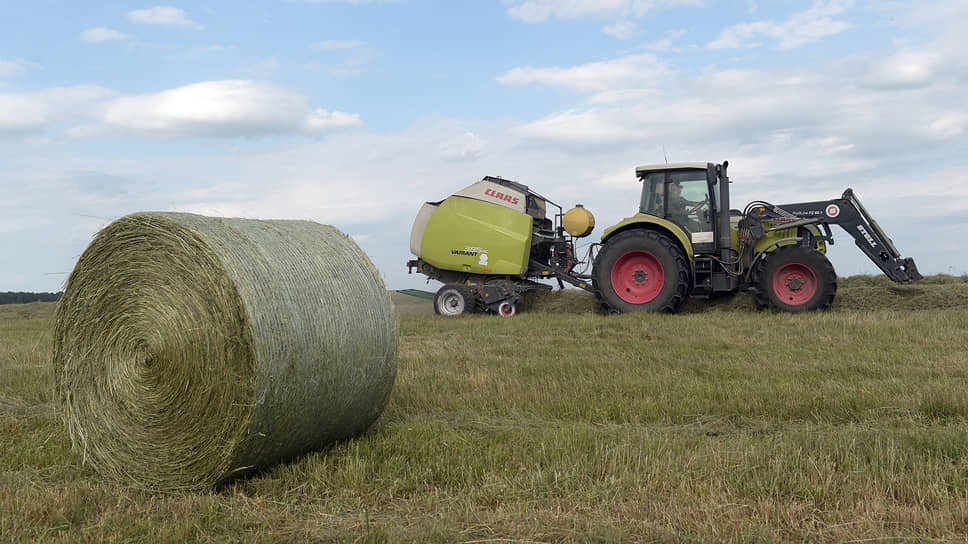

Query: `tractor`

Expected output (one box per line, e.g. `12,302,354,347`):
407,161,921,315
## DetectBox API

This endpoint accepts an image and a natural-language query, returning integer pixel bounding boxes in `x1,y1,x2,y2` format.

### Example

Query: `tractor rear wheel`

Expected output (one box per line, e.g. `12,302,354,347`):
754,245,837,312
593,229,690,313
434,284,477,316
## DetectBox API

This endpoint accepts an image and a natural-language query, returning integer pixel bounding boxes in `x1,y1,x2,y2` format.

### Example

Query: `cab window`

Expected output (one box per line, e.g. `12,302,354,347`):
667,179,712,234
666,172,712,235
638,172,665,215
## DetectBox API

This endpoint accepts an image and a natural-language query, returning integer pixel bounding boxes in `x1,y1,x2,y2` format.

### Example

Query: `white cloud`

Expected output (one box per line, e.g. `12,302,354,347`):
505,0,702,22
0,95,52,135
0,61,21,78
177,181,391,224
126,6,204,29
709,0,853,50
436,131,487,162
0,85,115,136
98,80,361,138
602,20,638,40
924,112,967,139
497,53,667,100
81,27,132,43
595,167,638,189
0,59,40,78
0,81,361,141
511,109,647,146
304,109,363,132
707,21,769,49
507,71,811,151
862,50,944,89
641,28,688,52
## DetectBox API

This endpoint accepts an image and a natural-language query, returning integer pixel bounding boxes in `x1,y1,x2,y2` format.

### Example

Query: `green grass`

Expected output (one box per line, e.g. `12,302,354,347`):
3,278,968,542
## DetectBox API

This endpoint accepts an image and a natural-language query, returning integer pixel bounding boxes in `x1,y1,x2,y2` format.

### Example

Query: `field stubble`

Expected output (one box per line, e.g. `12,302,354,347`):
2,276,968,542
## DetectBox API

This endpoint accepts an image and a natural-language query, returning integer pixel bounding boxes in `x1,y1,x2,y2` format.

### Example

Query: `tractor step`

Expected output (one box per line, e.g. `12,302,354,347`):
692,256,714,298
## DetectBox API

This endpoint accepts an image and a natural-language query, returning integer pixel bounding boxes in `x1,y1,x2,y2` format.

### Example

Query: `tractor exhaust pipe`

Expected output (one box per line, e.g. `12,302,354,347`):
716,161,732,251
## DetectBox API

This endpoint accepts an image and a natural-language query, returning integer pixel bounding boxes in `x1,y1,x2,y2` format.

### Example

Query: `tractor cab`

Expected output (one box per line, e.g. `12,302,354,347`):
636,163,719,250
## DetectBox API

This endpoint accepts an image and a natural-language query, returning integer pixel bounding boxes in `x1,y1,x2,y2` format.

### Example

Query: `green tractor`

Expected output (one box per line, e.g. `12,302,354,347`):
407,161,921,315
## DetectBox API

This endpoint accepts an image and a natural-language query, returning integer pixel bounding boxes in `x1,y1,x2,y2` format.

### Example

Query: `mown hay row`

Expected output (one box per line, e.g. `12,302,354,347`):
53,212,397,491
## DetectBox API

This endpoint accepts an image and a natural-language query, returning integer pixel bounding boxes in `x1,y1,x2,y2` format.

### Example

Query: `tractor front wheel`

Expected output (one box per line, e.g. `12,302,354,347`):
434,284,477,316
754,245,837,312
592,229,690,313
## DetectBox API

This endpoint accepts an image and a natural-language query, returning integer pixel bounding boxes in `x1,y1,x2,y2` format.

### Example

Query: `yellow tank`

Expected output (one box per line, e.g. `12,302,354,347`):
563,205,595,237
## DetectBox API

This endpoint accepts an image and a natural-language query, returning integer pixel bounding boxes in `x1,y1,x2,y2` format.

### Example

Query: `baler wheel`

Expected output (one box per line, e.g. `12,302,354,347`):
754,245,837,312
497,301,517,317
592,229,689,313
433,284,477,316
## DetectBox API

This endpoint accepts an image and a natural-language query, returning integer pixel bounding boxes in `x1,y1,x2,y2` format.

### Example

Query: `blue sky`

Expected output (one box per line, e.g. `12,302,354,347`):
2,0,966,292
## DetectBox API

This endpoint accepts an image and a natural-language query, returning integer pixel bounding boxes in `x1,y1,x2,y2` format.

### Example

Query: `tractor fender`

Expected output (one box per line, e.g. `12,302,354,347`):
600,215,695,278
748,237,802,280
753,224,827,255
747,225,827,282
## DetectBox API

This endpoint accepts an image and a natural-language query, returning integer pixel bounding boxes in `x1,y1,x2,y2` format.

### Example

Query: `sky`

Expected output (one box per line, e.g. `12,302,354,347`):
2,0,966,293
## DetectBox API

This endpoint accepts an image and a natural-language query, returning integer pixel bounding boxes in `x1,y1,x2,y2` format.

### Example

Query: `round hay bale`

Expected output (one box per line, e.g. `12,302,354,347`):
53,212,397,490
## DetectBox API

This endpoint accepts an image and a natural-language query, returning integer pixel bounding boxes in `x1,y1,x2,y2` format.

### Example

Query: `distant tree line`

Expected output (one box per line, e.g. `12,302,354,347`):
0,292,62,304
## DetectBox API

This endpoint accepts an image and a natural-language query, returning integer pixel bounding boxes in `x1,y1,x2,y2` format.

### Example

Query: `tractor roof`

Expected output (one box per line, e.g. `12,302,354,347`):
635,162,710,176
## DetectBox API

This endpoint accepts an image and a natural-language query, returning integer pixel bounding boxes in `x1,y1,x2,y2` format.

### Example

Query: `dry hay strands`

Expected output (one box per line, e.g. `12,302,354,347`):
53,212,397,491
833,280,968,311
520,287,758,314
521,288,600,315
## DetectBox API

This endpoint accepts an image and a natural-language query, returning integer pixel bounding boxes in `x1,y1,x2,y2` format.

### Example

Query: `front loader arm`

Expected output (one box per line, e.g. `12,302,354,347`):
774,189,922,283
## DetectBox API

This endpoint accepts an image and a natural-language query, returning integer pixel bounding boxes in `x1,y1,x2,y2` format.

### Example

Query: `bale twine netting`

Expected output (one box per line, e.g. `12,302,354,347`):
53,212,397,491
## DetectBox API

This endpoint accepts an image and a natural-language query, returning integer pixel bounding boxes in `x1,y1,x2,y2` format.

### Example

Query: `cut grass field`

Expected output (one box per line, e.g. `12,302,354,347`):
2,276,967,542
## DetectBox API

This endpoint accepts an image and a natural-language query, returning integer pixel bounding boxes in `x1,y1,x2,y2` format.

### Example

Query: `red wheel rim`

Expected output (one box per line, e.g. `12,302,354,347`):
499,302,515,316
773,263,818,305
611,250,664,304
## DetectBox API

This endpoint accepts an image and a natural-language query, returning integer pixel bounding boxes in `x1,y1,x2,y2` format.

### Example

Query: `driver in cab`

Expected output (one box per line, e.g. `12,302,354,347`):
667,181,702,231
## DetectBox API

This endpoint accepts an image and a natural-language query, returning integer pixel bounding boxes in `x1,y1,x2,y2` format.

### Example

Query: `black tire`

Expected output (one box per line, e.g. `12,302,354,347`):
433,284,477,316
754,245,837,312
592,229,690,313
